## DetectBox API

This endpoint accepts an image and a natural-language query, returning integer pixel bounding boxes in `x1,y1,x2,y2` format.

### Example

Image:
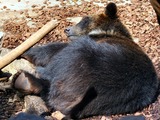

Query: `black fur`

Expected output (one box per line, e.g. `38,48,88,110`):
21,42,68,67
150,0,160,25
105,2,118,19
15,2,159,119
156,12,160,24
20,36,159,119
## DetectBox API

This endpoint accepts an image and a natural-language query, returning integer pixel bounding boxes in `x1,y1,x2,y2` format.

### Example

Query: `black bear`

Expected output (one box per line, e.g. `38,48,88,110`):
150,0,160,25
13,2,159,120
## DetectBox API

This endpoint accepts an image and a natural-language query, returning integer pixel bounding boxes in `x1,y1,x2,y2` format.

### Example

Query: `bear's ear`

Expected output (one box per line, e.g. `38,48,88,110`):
105,2,117,19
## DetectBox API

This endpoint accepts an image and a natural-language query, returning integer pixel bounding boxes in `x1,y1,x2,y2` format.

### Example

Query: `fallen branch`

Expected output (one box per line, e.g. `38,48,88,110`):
0,20,59,69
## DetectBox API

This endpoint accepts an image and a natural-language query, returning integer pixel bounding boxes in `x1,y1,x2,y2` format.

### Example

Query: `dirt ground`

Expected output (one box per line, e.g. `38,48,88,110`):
0,0,159,120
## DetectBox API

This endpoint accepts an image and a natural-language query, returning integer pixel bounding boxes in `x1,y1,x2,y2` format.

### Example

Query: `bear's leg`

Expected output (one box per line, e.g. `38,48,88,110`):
49,86,97,119
21,42,68,66
12,70,49,96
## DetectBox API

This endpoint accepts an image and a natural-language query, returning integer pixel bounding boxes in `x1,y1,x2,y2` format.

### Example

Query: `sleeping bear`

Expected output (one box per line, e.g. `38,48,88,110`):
13,2,159,119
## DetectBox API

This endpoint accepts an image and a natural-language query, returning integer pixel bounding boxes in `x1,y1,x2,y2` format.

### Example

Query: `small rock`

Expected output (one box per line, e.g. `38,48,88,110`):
52,111,65,120
24,95,49,115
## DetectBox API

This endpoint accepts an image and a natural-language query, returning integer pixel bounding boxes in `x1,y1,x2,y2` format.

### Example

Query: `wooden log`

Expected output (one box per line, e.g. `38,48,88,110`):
0,20,59,69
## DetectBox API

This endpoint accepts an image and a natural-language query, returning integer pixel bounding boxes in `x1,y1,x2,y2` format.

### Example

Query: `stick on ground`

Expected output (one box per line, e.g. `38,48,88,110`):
0,20,59,69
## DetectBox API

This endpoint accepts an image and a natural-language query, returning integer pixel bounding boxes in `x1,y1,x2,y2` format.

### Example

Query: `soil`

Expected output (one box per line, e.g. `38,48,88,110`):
0,89,24,120
0,0,159,120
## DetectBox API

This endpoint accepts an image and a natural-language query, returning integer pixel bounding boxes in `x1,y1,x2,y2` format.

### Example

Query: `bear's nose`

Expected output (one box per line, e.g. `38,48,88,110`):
64,27,70,34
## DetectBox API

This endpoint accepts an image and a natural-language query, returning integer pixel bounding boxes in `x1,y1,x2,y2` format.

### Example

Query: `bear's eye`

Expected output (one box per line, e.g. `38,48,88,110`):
77,16,91,29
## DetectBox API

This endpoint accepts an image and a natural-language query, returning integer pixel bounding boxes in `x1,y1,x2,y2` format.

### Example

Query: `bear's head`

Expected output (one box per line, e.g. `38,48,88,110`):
64,3,132,41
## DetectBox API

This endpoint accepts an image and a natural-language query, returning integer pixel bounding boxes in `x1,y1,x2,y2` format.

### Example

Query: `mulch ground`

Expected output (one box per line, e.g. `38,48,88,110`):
0,0,159,119
0,89,24,120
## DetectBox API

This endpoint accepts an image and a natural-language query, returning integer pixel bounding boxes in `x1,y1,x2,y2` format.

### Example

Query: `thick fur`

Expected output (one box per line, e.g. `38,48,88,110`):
12,71,49,96
15,2,159,119
21,42,68,67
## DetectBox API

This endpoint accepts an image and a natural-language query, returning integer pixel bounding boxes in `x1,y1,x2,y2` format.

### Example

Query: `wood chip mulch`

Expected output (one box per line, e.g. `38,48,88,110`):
0,0,159,119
